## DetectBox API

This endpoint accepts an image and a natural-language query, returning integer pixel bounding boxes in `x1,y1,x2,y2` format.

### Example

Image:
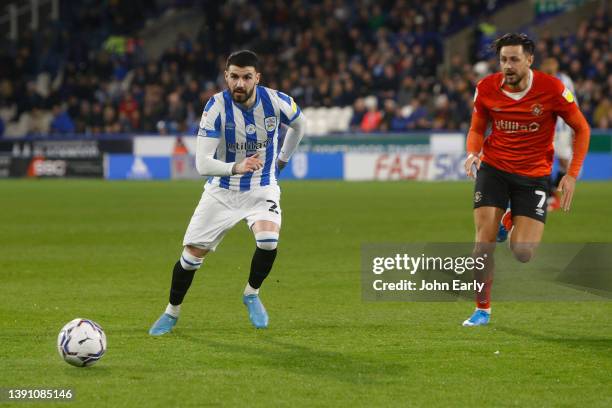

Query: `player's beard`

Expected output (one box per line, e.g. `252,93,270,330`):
504,71,523,86
231,86,254,104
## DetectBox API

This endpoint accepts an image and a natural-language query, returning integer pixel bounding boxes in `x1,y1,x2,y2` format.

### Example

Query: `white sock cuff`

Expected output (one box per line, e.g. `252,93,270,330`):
255,231,279,250
180,248,203,271
244,283,259,296
165,303,181,318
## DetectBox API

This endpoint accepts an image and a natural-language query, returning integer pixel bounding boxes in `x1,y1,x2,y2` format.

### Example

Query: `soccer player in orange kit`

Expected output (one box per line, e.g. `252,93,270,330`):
462,33,591,326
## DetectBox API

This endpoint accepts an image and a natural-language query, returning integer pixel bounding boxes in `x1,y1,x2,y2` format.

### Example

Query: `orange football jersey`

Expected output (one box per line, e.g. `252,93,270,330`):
473,69,579,178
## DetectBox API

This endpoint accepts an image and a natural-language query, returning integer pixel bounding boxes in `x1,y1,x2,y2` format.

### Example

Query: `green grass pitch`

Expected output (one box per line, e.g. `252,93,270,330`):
1,179,611,407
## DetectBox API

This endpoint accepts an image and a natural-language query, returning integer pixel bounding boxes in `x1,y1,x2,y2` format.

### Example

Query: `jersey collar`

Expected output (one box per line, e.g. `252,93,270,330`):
500,69,533,101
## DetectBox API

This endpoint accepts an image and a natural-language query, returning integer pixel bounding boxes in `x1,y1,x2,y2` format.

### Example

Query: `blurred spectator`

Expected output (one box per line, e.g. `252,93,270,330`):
50,104,75,134
74,100,92,133
103,105,120,133
594,97,611,129
26,107,53,135
360,96,382,132
118,93,140,129
349,98,366,132
379,99,398,132
90,103,105,134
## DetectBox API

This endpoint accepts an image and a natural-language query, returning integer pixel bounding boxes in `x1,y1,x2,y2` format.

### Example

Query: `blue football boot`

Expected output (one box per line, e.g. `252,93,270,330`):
496,224,508,242
462,309,490,327
243,294,269,329
149,313,178,336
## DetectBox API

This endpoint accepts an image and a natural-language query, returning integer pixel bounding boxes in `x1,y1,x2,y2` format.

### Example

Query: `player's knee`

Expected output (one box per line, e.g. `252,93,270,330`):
180,247,205,270
512,249,533,263
510,243,534,263
255,231,279,251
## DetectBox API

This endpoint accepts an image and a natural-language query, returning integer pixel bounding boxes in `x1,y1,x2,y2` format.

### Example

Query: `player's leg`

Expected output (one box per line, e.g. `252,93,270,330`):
496,203,512,243
242,186,282,328
508,174,548,263
247,220,280,296
508,216,544,263
149,245,209,336
463,206,504,326
149,189,238,336
464,163,509,326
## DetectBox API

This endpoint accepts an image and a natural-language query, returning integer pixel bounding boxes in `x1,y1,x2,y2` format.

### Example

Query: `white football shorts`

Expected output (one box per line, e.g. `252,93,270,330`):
183,184,281,251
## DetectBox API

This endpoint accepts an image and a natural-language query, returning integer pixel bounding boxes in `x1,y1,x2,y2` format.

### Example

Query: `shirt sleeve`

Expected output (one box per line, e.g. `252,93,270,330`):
552,77,578,118
276,91,302,126
278,112,306,162
466,113,488,155
195,136,234,176
561,110,591,178
197,96,222,138
472,81,490,121
466,82,490,154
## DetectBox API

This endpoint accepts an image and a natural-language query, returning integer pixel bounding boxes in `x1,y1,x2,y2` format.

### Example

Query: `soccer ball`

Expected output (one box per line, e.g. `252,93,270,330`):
57,318,107,367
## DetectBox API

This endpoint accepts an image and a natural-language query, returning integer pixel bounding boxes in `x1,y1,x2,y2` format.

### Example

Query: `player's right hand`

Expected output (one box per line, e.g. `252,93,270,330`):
464,153,481,179
558,174,576,212
233,153,263,174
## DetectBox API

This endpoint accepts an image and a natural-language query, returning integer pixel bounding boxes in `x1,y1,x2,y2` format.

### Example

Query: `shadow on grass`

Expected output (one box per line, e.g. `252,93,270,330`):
175,331,409,385
60,364,114,377
495,326,612,354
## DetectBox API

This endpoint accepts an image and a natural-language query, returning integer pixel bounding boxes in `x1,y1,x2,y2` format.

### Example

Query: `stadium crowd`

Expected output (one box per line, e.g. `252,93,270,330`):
0,0,609,137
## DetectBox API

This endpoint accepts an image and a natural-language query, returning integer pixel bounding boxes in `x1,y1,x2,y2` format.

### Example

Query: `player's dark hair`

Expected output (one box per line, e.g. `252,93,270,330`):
226,50,260,71
493,33,535,55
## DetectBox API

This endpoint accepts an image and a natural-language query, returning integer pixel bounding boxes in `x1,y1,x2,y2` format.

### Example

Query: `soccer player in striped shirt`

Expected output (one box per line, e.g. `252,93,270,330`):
150,50,306,334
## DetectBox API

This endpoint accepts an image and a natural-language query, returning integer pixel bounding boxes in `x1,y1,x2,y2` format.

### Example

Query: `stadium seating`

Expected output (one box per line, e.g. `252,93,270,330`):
0,1,608,138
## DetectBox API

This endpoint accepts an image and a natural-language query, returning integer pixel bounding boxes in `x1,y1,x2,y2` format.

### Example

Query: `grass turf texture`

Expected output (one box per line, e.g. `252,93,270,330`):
0,179,610,407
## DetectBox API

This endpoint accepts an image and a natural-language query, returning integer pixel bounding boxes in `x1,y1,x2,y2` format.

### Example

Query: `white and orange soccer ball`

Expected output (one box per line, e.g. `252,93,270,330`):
57,318,106,367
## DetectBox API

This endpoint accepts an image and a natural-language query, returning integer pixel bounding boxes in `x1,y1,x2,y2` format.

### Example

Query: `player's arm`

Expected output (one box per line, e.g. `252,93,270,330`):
553,82,591,211
276,91,305,171
278,112,306,171
195,99,262,176
464,86,489,178
196,137,262,176
556,105,590,211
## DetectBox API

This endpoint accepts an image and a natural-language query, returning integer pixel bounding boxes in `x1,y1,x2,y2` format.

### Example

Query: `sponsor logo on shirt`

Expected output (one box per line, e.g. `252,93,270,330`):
495,120,540,133
227,139,271,153
562,88,575,103
265,117,277,132
531,103,543,116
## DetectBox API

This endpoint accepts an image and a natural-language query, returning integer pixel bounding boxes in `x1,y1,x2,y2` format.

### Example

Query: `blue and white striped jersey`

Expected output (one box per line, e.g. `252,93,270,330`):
556,73,575,135
198,86,302,191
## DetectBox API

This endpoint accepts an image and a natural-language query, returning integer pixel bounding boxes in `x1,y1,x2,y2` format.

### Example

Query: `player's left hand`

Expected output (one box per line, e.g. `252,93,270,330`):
277,159,288,172
558,175,576,212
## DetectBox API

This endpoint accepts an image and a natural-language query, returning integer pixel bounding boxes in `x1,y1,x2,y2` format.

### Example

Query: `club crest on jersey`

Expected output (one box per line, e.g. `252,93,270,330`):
245,124,256,134
265,117,277,132
531,103,543,116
